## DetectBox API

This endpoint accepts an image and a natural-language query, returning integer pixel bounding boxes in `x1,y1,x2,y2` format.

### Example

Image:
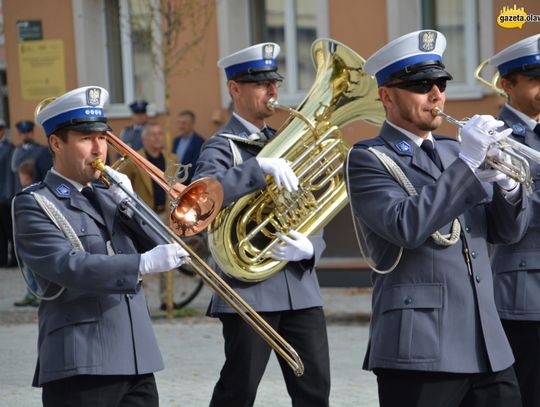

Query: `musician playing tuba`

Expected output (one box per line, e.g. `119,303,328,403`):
13,86,189,406
193,43,330,407
345,30,529,407
488,33,540,407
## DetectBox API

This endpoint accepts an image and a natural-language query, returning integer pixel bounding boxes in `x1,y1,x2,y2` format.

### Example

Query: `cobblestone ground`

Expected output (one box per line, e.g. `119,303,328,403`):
0,267,378,406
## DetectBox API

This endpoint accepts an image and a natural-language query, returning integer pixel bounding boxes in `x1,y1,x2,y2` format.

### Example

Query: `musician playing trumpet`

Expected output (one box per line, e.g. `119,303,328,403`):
488,33,540,407
12,86,189,407
345,30,529,407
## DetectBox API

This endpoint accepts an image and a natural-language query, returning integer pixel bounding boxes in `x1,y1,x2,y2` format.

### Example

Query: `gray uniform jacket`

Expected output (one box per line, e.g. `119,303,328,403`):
346,122,529,373
13,172,164,386
0,137,15,203
193,115,325,314
492,105,540,321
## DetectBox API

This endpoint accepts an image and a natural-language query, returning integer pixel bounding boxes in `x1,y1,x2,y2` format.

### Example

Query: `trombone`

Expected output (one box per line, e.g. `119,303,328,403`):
433,108,538,194
92,131,304,377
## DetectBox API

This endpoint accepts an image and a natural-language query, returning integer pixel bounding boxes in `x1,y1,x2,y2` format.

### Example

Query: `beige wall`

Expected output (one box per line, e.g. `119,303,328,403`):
4,0,77,145
3,0,540,145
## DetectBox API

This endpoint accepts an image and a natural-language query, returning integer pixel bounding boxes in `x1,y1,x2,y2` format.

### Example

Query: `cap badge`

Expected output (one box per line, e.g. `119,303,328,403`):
263,44,275,60
86,88,101,107
395,140,413,154
419,31,437,52
55,183,71,197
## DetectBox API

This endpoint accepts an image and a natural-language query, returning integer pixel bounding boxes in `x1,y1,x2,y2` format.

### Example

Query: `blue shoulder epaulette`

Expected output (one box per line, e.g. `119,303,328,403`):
353,138,385,149
16,181,45,196
433,134,458,142
92,182,108,190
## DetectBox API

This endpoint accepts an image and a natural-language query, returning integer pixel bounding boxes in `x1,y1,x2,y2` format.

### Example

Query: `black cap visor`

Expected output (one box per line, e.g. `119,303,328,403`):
52,119,111,135
385,60,453,84
233,69,284,83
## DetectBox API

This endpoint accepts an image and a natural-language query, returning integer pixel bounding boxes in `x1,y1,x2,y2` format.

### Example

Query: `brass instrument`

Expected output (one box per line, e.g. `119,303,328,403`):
92,156,304,376
207,38,385,282
473,58,505,97
105,131,223,237
433,107,539,194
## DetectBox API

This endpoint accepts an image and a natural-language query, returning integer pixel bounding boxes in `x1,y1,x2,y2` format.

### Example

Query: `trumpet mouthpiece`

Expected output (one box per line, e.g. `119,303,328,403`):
267,98,277,110
431,107,443,117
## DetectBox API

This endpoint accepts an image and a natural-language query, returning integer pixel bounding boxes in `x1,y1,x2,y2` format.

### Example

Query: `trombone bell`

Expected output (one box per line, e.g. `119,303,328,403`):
104,130,223,237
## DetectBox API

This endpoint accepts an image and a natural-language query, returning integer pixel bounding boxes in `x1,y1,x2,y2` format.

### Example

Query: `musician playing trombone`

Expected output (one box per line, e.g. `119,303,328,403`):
193,43,330,407
488,33,540,407
12,86,189,407
345,30,530,407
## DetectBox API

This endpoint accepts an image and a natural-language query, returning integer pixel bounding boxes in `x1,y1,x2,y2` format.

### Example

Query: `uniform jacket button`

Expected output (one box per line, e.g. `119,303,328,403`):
519,260,526,267
471,251,477,259
404,296,413,305
475,275,481,283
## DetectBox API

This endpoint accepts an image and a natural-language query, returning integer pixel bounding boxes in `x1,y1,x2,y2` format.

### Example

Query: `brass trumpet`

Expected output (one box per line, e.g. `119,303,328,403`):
433,107,538,194
92,143,304,376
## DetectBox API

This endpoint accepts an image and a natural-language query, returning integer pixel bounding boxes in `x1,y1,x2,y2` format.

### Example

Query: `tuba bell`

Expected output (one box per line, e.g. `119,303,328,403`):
208,38,385,282
474,58,506,97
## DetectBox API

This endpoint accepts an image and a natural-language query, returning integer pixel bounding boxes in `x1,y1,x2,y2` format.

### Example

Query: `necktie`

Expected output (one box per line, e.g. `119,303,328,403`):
421,139,443,171
534,123,540,137
81,187,103,216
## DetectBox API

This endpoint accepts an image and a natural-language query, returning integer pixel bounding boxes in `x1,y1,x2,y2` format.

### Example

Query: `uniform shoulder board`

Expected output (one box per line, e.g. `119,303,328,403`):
16,181,45,196
93,182,108,190
433,134,458,142
353,138,385,149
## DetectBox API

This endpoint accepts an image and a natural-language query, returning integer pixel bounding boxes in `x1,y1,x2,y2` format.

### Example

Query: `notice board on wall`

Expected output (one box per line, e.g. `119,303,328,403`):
18,39,66,101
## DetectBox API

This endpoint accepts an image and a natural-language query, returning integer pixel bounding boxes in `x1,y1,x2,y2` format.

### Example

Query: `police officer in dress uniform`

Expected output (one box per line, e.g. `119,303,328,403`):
488,34,540,407
11,120,48,191
193,43,331,407
120,100,148,151
346,30,529,407
12,86,188,407
0,119,16,267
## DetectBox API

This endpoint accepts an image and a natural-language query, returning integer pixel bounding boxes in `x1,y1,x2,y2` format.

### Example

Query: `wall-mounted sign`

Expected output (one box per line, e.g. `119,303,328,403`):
16,20,43,41
18,39,66,101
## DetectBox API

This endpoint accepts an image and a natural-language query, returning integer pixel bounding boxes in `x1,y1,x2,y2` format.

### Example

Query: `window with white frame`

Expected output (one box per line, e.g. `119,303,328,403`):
386,0,493,99
72,0,163,116
216,0,329,107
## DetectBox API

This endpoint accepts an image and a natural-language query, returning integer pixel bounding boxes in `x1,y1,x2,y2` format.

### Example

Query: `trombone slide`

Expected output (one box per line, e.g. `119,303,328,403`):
92,159,305,377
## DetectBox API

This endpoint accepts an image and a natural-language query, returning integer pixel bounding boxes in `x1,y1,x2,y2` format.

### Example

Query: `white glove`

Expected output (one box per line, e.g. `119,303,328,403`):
139,243,189,275
256,157,299,193
270,230,314,262
475,149,518,191
105,166,134,204
458,115,512,171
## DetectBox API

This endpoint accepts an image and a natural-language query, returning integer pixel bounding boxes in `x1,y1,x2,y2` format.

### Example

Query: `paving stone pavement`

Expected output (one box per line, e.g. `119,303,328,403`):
0,267,379,406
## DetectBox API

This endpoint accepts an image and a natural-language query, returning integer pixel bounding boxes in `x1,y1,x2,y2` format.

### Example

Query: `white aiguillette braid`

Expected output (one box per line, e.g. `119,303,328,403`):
367,147,461,246
18,192,86,300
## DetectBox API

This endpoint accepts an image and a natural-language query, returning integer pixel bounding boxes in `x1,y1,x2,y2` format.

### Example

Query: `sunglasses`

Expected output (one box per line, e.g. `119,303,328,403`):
238,79,283,89
386,78,447,94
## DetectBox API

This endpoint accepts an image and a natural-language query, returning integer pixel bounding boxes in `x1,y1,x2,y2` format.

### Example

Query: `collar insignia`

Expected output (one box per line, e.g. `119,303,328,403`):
395,140,413,154
511,123,526,136
55,183,71,197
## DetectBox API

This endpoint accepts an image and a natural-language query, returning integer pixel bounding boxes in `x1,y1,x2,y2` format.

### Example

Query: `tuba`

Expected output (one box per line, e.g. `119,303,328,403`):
474,58,506,97
208,38,385,282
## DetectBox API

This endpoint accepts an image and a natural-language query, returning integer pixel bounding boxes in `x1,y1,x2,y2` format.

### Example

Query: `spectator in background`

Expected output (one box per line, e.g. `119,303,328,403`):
11,120,48,191
33,145,53,183
120,122,177,311
172,110,204,184
13,160,40,307
0,119,16,267
120,100,149,151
